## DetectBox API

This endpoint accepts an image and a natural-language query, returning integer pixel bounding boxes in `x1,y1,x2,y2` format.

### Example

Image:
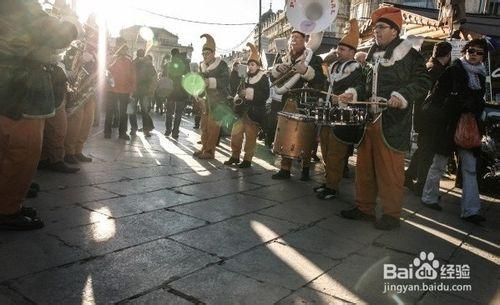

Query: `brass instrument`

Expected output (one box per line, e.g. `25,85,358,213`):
270,0,339,94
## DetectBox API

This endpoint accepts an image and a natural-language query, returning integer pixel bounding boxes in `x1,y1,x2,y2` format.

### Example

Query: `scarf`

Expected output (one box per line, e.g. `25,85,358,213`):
460,57,486,90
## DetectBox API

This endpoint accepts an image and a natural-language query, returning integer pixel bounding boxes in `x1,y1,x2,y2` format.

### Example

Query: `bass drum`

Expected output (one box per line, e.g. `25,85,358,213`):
273,111,316,159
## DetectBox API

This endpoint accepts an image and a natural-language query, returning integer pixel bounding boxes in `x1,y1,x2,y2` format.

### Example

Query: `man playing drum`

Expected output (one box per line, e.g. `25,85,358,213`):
315,19,365,200
224,43,270,168
338,7,431,230
271,29,325,181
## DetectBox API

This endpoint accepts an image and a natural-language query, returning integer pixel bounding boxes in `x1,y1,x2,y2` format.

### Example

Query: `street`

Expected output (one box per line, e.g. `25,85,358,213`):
1,113,498,305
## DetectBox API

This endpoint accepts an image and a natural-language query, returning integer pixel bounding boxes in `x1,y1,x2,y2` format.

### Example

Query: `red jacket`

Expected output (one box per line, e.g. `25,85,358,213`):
108,55,136,94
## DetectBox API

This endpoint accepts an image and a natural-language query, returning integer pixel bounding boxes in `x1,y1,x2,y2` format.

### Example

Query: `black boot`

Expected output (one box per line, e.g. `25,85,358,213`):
340,207,375,222
46,161,80,174
64,155,79,164
374,215,401,230
272,170,291,180
300,167,310,181
224,157,240,166
238,160,251,168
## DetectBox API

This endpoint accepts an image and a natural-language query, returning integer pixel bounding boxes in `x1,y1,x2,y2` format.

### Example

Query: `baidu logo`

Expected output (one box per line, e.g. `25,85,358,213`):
383,251,470,281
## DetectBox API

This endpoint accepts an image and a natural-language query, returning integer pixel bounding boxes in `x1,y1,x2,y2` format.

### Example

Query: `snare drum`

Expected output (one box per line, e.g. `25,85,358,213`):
273,112,316,159
327,106,367,126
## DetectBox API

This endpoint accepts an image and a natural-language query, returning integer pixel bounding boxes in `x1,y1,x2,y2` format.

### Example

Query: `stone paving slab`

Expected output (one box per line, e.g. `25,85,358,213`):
122,288,193,305
33,205,109,232
0,232,88,282
46,185,119,205
169,265,291,305
317,214,384,245
417,292,483,305
33,170,124,191
276,226,366,260
222,241,339,290
243,182,312,203
54,210,207,256
171,178,262,200
257,195,350,225
172,193,277,223
373,215,467,260
9,239,217,305
109,165,199,180
82,189,201,218
170,213,300,258
276,287,352,305
96,175,193,196
307,250,424,305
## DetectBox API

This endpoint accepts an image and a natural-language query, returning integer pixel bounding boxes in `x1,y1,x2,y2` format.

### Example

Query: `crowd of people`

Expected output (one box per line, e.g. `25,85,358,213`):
0,2,489,231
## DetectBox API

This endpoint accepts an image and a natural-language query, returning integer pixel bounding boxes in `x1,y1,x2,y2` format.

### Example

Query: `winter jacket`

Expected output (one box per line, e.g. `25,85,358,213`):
134,57,156,96
328,60,365,143
243,70,270,124
108,55,136,94
199,57,230,118
359,38,431,152
426,58,486,156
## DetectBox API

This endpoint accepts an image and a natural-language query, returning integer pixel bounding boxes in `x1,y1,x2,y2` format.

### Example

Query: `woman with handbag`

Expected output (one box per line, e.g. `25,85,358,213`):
421,39,487,224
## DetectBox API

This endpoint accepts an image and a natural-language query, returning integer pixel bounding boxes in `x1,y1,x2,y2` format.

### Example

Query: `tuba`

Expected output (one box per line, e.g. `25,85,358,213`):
272,0,339,95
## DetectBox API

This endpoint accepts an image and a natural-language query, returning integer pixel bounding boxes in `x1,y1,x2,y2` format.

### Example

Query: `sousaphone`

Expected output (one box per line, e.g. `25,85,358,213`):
273,0,339,94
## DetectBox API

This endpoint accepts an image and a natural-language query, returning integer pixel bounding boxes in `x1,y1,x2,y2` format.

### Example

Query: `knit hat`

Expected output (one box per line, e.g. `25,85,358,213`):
339,19,359,50
371,7,403,33
201,34,215,52
246,42,261,66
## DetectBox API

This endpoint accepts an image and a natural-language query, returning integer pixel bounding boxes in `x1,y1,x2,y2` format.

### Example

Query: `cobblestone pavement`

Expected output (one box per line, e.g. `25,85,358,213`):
1,113,498,305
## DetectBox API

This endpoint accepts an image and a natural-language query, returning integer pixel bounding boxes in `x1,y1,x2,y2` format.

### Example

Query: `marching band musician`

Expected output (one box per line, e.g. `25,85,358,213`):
64,16,99,164
0,0,77,230
193,34,230,160
224,43,270,168
338,7,431,230
271,30,325,181
315,19,365,200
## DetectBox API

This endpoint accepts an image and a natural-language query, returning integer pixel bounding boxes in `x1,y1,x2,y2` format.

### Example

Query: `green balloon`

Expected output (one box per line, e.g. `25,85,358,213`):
182,73,206,97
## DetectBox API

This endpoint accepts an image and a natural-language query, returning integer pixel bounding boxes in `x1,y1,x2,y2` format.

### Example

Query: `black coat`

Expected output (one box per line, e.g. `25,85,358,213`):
414,58,447,132
427,58,486,156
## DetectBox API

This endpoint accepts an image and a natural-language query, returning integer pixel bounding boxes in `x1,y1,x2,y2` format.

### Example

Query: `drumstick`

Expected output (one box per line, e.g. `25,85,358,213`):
347,101,387,105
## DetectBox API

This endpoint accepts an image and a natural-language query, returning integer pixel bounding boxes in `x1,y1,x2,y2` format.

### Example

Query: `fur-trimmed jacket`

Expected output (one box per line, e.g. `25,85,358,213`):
357,38,431,152
199,57,230,116
243,70,270,124
271,48,325,103
328,60,365,143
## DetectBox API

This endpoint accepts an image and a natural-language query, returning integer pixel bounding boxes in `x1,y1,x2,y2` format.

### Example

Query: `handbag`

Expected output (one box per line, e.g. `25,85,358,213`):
454,113,482,149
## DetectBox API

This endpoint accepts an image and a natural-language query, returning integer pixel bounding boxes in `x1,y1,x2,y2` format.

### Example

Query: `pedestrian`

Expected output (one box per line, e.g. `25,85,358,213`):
130,50,156,137
405,41,452,195
421,39,488,225
104,38,136,140
164,48,189,139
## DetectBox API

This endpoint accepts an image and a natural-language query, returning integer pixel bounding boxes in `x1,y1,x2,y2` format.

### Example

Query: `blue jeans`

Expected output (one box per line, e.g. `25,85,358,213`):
422,149,481,217
129,95,154,132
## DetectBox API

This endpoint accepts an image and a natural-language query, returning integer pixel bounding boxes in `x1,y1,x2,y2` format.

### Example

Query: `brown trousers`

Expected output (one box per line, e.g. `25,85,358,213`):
40,105,67,163
65,99,96,155
280,99,310,171
0,116,44,215
320,127,349,191
230,115,258,162
355,121,405,218
200,112,220,155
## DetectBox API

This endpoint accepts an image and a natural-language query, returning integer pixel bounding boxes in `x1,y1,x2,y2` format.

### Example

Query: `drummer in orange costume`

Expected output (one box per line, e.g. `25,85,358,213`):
270,29,325,181
315,19,365,200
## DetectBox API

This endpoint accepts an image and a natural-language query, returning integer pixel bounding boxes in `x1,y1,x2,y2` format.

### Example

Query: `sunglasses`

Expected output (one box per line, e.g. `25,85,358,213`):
467,49,485,56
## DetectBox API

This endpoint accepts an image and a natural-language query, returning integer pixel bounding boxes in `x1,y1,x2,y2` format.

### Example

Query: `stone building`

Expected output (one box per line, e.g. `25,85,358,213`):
119,25,193,71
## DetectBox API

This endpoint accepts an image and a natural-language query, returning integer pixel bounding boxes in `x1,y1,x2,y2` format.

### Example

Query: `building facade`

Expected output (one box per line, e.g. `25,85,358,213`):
119,25,193,71
253,0,351,54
